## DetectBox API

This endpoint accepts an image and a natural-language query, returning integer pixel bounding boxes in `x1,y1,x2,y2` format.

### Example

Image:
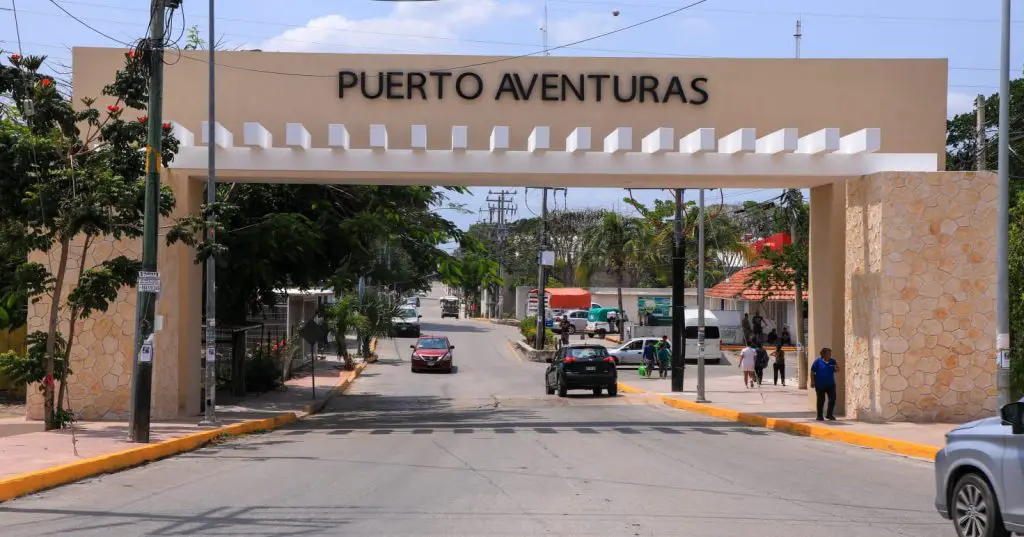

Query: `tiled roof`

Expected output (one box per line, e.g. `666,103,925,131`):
707,265,801,302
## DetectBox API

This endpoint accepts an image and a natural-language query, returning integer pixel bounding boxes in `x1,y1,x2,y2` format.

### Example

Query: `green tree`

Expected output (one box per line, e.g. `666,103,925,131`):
325,294,361,368
580,212,644,337
947,81,1024,398
353,288,400,356
0,52,178,428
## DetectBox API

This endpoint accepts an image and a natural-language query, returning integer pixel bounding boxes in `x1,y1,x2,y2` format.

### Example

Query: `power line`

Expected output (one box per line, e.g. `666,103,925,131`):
44,0,130,46
8,4,1013,76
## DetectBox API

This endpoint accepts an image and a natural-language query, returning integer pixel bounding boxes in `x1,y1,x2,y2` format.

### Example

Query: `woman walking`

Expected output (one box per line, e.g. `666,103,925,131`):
773,344,786,386
738,340,758,388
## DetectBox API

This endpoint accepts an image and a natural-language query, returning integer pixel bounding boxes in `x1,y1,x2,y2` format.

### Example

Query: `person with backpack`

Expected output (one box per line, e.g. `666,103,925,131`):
754,342,770,386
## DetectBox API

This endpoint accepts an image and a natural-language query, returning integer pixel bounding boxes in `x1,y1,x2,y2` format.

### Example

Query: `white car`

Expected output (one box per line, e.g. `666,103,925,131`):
391,306,421,337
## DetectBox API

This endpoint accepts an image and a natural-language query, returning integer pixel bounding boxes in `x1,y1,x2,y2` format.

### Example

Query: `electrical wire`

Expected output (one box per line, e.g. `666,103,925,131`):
21,2,1010,77
45,0,130,46
11,0,24,56
157,0,712,77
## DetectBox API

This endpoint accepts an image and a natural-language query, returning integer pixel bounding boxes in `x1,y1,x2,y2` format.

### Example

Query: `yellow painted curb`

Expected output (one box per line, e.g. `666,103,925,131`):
618,381,941,461
0,355,373,504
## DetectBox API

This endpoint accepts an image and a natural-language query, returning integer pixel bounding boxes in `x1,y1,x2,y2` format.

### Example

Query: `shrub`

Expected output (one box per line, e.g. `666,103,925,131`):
245,347,283,393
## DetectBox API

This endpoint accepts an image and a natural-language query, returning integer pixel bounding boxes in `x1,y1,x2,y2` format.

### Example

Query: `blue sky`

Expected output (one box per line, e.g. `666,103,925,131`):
0,0,1015,237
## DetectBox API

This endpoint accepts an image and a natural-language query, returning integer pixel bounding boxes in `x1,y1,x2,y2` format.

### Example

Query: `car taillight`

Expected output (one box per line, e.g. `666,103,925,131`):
563,357,577,363
603,357,616,363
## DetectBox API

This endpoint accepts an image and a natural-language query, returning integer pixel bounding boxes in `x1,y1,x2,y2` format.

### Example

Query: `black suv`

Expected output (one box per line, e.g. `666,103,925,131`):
545,344,618,397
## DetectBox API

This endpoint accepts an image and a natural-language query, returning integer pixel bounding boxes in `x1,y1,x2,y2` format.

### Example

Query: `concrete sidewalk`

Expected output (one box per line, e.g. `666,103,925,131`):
0,352,363,481
621,369,955,449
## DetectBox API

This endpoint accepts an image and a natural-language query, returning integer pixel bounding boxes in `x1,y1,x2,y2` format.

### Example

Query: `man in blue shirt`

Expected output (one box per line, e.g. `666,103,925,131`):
810,347,838,421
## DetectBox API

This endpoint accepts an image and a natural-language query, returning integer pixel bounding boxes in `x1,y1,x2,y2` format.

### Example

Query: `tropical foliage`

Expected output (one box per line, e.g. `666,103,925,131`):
0,52,178,429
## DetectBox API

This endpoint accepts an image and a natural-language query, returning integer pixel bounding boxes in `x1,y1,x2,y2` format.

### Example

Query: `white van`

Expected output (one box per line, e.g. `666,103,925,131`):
683,309,723,364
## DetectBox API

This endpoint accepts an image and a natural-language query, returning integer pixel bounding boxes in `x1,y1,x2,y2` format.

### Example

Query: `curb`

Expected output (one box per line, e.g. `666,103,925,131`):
618,381,941,461
0,344,375,504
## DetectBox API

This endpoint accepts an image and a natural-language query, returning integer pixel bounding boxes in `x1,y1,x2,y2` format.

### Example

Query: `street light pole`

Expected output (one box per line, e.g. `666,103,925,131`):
200,0,218,427
671,188,686,392
696,189,708,403
996,0,1012,409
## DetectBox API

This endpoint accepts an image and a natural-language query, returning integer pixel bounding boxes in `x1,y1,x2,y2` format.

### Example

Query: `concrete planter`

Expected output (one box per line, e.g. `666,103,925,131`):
513,340,555,363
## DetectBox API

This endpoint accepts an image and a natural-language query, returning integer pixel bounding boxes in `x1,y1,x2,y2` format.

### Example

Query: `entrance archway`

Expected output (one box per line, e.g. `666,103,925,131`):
32,48,994,424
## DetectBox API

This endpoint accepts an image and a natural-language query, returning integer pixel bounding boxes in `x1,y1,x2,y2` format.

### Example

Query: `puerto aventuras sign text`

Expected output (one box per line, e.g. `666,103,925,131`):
338,70,709,105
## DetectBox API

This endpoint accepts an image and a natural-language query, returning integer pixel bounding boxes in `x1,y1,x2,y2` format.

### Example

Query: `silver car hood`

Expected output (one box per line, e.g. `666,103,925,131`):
947,417,1007,437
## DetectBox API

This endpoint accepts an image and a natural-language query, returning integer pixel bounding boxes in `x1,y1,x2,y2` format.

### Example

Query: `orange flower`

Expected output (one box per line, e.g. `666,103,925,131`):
138,115,148,123
40,79,52,87
107,105,121,114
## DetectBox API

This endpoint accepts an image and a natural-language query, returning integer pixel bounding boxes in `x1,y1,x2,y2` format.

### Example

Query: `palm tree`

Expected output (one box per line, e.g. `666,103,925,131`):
354,288,401,357
580,212,644,338
325,294,360,369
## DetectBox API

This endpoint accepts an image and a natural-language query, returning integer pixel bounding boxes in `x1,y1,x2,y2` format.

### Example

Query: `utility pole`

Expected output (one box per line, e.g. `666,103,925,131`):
791,196,808,390
671,188,686,392
794,18,802,59
486,190,517,319
996,0,1012,410
200,0,218,427
129,0,168,443
541,0,550,56
696,189,708,403
533,187,564,349
535,188,549,350
977,94,987,172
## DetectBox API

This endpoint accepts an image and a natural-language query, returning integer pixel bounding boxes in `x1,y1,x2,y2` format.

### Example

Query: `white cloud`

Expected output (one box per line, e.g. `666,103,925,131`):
256,0,530,55
947,92,976,118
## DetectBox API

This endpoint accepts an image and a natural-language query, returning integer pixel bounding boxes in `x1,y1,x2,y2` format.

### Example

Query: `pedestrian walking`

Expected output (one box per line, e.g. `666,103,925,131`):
642,340,657,378
754,342,769,386
810,347,838,421
752,312,764,345
657,336,671,379
738,340,758,388
772,344,786,386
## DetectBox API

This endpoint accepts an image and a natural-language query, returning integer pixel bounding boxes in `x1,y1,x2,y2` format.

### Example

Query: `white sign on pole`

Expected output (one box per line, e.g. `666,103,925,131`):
140,343,153,363
997,350,1010,368
206,346,216,363
539,250,555,266
138,271,161,293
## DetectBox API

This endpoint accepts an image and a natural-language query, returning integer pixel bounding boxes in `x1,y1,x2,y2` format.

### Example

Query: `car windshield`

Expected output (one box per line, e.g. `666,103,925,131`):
397,308,417,318
417,338,448,349
567,347,608,359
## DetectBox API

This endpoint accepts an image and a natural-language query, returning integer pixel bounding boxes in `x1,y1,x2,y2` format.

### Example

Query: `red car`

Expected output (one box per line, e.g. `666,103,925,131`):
410,335,455,373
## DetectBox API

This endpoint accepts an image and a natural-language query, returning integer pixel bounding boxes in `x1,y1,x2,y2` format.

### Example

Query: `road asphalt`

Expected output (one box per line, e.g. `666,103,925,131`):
0,307,952,536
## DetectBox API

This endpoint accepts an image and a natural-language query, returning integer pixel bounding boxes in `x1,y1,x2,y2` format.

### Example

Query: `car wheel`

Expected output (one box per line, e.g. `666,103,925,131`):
411,367,417,373
607,383,618,396
597,330,607,339
951,473,1009,537
557,379,568,398
545,382,555,395
568,325,577,334
592,388,602,396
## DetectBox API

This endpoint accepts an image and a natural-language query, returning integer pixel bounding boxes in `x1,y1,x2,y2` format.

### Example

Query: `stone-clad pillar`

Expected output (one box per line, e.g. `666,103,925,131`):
809,181,847,415
26,170,202,421
845,171,997,422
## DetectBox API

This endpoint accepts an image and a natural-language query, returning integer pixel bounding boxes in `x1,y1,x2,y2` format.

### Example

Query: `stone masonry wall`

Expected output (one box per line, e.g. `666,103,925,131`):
845,171,997,422
27,236,139,420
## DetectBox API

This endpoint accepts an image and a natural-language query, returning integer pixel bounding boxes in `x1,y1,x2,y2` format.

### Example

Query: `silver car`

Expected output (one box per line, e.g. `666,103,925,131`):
934,400,1024,537
608,337,663,366
554,309,589,335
